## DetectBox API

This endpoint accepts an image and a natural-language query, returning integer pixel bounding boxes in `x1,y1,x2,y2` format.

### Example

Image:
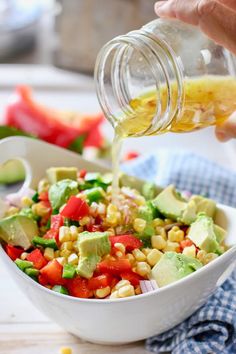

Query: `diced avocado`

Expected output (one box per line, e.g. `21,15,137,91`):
52,285,69,295
190,195,216,218
0,160,25,184
78,231,111,258
47,167,78,184
188,213,219,253
0,215,38,250
138,204,155,222
151,252,202,287
142,182,156,200
15,259,33,271
179,200,197,225
152,185,187,220
214,224,226,244
48,179,78,210
77,254,100,279
84,187,105,204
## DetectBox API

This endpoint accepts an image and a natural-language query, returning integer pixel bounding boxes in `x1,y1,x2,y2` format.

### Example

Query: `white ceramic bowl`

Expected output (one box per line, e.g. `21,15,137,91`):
1,137,236,345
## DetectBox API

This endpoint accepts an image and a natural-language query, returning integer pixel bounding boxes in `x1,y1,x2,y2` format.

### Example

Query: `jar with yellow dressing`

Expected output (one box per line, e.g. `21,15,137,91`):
95,19,236,138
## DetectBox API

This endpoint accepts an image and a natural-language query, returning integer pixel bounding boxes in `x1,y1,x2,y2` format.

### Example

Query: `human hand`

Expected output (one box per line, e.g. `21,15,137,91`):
154,0,236,55
215,112,236,142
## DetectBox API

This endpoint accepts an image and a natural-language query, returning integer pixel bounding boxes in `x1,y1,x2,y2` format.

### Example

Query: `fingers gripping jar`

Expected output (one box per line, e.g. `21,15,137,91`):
95,19,236,138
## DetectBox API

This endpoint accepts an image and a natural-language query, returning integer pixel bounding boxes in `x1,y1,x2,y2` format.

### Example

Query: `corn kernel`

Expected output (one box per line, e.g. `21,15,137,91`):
68,253,79,265
133,218,146,233
20,252,28,260
59,226,71,243
60,241,73,251
95,286,111,298
142,248,152,256
147,249,163,266
182,245,196,258
126,253,136,265
203,253,218,265
118,284,135,298
60,249,71,258
151,235,166,250
168,228,184,242
76,192,87,200
132,249,146,262
115,251,123,258
135,286,142,295
135,196,146,206
72,241,79,252
114,242,126,254
106,227,115,235
155,226,167,239
44,247,54,261
114,280,130,290
197,250,207,263
21,196,33,208
56,257,66,266
153,218,165,227
69,226,78,241
107,204,118,213
31,203,49,217
38,179,49,194
164,241,180,252
79,216,90,226
136,262,151,277
60,347,72,354
110,290,119,299
103,254,116,261
54,250,60,258
6,206,19,216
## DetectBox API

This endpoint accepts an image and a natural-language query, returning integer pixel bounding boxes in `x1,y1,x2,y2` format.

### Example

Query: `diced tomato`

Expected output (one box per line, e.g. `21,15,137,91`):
38,274,48,286
40,260,65,286
43,229,58,242
123,151,140,161
109,235,142,252
88,274,112,290
51,214,64,230
5,245,24,261
180,239,194,250
67,276,93,298
121,271,144,286
27,249,47,270
79,169,87,179
60,196,89,221
97,259,132,275
39,191,49,202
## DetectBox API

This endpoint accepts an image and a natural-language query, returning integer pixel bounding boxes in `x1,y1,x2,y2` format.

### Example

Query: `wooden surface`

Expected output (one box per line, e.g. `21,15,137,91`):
1,64,236,354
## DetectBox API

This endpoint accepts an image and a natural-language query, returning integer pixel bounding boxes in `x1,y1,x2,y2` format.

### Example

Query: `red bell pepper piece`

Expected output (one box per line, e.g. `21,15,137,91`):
60,196,89,221
40,260,65,286
86,224,101,232
87,274,112,290
67,276,93,298
39,191,49,202
109,235,142,252
44,214,64,243
97,259,132,275
180,239,194,251
4,85,104,149
120,271,143,286
123,151,140,161
26,249,47,270
5,244,24,261
38,274,48,286
79,169,87,179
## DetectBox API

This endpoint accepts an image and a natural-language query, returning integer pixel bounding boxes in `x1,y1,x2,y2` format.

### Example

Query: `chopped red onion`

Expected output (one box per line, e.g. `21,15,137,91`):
0,198,9,218
140,280,158,293
6,187,36,207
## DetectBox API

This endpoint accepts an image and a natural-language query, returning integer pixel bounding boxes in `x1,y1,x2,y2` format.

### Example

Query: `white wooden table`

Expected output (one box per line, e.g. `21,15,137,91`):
1,64,236,354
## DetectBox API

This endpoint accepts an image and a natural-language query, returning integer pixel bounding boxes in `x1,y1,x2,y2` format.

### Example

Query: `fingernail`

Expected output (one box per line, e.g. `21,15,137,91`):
154,1,166,14
215,130,230,142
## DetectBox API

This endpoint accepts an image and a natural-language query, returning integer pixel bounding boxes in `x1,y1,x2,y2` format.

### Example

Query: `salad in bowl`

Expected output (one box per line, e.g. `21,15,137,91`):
0,137,236,344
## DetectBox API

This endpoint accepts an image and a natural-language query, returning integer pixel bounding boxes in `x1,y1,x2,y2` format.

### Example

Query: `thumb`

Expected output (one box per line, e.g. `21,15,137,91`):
215,112,236,142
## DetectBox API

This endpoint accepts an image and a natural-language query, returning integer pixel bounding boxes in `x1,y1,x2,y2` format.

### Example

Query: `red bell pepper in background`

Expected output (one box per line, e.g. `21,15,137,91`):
5,244,24,261
109,235,143,252
123,151,140,162
40,260,65,286
26,249,47,270
97,259,132,275
60,196,89,221
67,276,93,298
78,169,87,179
4,85,104,149
121,271,143,286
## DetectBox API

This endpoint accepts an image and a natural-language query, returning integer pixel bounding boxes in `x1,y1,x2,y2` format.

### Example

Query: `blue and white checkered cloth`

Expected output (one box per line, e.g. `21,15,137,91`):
122,150,236,354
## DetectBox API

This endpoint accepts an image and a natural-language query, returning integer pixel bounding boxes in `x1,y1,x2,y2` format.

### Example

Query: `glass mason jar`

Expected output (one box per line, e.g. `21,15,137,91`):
95,19,236,138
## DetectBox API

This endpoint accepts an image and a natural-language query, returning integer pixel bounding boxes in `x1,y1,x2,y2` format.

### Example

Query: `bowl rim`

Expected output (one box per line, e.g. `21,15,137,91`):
1,232,236,305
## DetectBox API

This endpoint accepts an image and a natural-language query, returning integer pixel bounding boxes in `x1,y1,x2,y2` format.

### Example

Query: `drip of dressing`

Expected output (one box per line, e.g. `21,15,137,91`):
111,132,123,204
